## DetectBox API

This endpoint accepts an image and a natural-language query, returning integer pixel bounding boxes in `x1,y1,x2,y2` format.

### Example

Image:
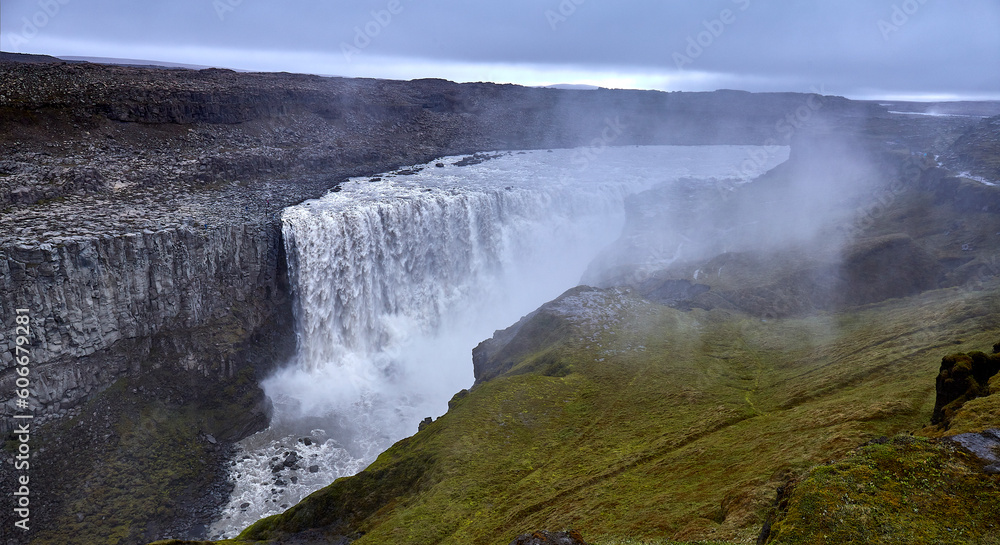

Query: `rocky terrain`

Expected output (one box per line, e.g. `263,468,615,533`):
1,52,999,544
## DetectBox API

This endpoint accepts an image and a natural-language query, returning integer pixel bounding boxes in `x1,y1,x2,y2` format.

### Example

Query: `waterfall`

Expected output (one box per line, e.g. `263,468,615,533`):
209,145,789,537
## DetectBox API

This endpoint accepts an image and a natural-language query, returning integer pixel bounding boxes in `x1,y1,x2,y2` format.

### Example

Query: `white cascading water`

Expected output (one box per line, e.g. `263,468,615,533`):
209,145,789,538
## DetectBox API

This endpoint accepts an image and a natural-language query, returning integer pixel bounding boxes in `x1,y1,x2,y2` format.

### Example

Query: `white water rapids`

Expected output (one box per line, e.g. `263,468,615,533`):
208,145,789,538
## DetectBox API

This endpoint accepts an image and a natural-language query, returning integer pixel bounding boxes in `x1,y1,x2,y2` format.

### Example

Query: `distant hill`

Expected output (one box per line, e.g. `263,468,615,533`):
58,56,223,70
0,51,80,63
869,99,1000,118
543,83,601,90
0,51,233,70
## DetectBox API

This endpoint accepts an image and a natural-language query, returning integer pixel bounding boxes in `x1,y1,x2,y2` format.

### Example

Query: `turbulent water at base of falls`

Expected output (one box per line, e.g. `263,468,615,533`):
208,145,789,538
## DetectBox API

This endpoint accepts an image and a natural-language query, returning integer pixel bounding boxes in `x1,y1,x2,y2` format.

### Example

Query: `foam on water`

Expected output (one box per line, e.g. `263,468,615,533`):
209,145,789,538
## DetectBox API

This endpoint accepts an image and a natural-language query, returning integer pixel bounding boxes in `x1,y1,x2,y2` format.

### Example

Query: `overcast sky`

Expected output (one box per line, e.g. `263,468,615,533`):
1,0,998,100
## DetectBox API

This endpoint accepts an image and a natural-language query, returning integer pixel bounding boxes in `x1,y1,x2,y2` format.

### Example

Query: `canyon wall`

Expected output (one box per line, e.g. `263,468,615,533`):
0,221,285,428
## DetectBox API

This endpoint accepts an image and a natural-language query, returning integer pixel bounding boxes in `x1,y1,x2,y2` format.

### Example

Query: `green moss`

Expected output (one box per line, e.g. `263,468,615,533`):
766,436,1000,545
204,284,1000,545
944,394,1000,435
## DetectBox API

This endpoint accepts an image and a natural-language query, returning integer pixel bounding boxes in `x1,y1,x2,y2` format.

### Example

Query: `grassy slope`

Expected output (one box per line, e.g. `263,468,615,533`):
764,346,1000,545
200,280,1000,545
766,436,1000,545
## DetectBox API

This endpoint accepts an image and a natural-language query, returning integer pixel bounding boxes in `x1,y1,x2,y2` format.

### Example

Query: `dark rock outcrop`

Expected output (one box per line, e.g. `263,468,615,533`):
932,347,1000,427
755,478,799,545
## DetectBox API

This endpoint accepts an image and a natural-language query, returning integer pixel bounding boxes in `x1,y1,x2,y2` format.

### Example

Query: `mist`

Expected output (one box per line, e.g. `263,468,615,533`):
207,144,786,536
581,126,892,322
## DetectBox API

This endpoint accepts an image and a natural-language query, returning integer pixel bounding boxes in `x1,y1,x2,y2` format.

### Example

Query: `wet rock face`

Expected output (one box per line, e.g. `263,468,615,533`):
947,428,1000,474
0,221,286,427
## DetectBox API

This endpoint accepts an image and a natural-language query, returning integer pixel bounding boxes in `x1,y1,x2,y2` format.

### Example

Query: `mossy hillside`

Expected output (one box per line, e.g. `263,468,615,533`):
765,436,1000,545
944,394,1000,436
221,282,1000,545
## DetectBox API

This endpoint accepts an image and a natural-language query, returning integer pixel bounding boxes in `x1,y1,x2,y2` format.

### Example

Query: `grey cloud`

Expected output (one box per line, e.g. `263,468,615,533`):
1,0,996,98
